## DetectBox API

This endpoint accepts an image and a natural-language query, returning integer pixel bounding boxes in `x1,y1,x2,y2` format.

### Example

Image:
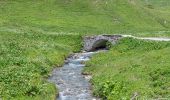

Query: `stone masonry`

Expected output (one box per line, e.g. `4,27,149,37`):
83,35,122,51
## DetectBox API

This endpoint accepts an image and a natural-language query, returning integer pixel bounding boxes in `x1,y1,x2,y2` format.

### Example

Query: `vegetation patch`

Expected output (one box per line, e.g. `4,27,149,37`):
1,0,170,36
0,32,81,99
0,0,170,99
84,38,170,99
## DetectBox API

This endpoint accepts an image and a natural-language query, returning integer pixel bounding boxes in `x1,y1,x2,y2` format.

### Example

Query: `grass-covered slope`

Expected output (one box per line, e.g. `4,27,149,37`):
0,0,170,99
0,0,170,36
84,38,170,99
137,0,170,29
0,32,81,99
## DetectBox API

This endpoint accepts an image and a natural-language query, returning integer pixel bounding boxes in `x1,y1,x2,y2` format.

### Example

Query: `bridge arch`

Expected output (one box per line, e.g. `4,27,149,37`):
91,39,110,51
83,35,122,51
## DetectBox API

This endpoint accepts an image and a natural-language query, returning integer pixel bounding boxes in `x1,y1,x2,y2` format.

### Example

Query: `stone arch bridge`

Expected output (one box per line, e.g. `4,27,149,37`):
83,35,122,51
83,34,170,51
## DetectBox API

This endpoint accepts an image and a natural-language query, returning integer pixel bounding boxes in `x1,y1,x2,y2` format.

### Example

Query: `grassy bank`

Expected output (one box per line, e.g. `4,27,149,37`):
84,38,170,99
0,32,81,99
0,0,170,99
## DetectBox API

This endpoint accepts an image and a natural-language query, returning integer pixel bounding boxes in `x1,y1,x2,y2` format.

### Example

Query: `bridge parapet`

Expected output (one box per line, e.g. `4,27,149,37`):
83,35,122,51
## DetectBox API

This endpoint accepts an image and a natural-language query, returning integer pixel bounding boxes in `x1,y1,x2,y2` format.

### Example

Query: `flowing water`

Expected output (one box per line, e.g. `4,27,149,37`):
48,51,102,100
48,35,170,100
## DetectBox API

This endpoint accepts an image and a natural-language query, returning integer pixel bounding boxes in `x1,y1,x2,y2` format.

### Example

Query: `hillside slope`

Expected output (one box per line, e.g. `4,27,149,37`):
0,0,170,99
0,0,170,36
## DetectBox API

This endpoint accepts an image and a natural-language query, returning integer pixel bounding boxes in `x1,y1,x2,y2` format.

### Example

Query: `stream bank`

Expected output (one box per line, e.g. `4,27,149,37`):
48,51,105,100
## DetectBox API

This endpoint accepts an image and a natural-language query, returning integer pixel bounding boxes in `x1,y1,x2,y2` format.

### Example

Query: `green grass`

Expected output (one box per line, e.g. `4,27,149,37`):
0,32,81,99
136,0,170,29
0,0,170,99
84,38,170,99
0,0,170,36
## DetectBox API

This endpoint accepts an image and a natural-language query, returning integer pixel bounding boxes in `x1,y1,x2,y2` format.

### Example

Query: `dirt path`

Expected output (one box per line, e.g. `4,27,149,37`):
122,35,170,41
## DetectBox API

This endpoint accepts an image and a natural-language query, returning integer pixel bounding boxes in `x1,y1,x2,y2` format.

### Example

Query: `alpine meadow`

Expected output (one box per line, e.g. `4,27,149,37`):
0,0,170,100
